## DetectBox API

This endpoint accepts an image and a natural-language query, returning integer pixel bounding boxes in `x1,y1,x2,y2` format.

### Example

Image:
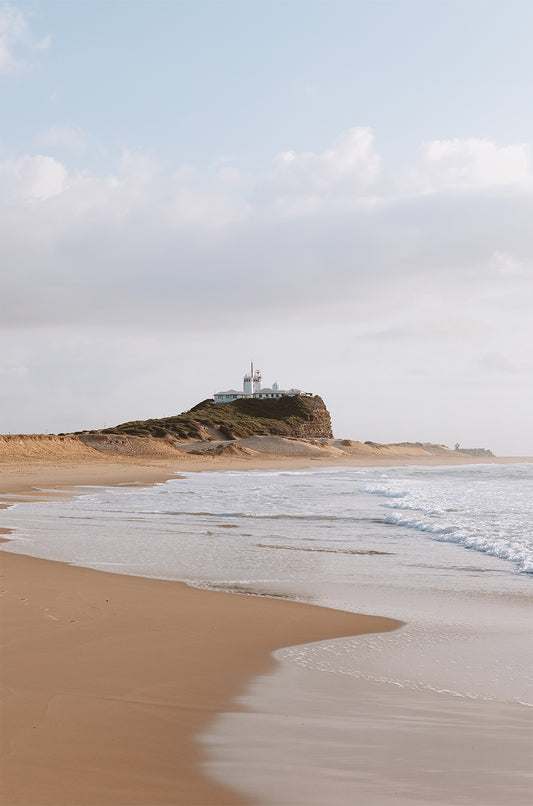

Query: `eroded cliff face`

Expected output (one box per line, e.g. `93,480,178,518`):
276,398,334,439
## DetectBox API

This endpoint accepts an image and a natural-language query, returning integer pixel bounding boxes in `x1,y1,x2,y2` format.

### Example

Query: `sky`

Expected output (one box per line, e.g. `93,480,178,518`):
1,0,532,455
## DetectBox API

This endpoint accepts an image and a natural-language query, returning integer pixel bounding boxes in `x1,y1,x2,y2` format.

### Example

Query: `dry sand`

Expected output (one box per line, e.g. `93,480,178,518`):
1,450,531,805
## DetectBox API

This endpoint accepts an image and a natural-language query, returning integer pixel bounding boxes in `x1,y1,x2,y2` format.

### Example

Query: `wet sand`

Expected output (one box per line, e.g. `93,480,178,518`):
0,460,401,806
205,665,533,806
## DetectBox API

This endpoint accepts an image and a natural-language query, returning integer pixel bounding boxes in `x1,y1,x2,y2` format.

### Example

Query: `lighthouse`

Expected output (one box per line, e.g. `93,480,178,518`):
213,365,311,403
243,362,262,396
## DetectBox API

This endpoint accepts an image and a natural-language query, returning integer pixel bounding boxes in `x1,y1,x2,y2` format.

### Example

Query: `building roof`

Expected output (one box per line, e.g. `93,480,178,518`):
214,387,310,399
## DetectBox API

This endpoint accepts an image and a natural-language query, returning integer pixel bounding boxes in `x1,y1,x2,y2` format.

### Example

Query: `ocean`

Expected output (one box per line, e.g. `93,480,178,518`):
2,462,532,804
2,462,531,700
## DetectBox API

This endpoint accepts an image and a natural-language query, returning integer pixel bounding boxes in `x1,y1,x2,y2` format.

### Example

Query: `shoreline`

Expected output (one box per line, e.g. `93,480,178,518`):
1,455,531,805
0,458,404,806
0,552,401,806
1,452,530,496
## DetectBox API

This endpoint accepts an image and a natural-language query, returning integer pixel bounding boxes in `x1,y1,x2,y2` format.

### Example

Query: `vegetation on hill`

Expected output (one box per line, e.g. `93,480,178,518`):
93,395,333,441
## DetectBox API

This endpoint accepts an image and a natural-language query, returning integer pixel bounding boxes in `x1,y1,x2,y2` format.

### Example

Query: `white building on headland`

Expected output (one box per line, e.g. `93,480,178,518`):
214,364,312,403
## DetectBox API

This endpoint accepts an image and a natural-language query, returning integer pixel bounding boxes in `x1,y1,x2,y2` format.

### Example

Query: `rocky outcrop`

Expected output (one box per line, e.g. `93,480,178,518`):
99,395,334,442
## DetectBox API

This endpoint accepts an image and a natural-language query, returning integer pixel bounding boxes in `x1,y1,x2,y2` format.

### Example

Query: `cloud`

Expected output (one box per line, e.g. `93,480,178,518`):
0,130,531,336
256,127,382,204
409,138,532,192
0,154,67,200
0,3,49,74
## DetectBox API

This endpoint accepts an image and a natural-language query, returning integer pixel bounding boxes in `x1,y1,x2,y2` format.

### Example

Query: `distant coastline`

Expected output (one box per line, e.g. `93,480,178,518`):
0,392,498,463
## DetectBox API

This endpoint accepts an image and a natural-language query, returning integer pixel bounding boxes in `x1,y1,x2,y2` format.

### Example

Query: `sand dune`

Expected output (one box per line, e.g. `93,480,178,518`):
0,432,499,466
0,434,105,462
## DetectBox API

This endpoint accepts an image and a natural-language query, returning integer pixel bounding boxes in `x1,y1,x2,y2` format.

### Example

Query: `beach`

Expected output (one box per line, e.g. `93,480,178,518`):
1,454,532,805
0,457,401,806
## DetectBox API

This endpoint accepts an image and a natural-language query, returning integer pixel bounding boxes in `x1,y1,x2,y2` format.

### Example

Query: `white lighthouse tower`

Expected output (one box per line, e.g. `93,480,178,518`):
243,362,262,396
243,368,252,396
253,366,262,394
